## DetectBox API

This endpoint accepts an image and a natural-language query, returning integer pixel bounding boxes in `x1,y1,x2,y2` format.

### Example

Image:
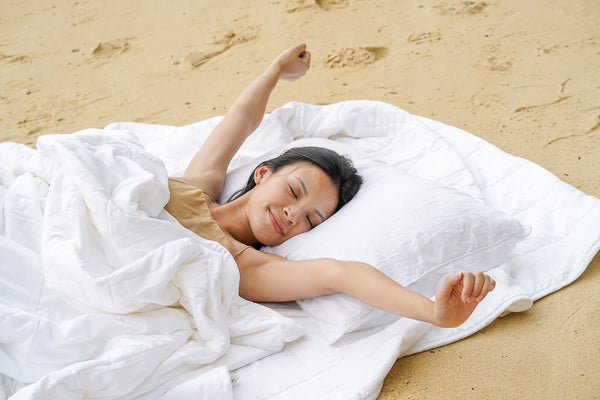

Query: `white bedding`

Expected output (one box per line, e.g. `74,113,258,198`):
1,100,599,399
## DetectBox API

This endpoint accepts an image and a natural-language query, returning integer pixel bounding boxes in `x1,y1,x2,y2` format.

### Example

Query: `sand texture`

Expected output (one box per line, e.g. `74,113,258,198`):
1,0,599,398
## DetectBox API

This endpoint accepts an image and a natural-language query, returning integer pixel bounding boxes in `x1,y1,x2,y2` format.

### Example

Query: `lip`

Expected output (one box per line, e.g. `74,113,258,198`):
269,210,285,235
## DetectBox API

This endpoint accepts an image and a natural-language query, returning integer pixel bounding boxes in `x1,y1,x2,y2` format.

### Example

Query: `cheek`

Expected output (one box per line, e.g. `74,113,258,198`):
249,218,272,246
288,226,307,239
255,180,285,204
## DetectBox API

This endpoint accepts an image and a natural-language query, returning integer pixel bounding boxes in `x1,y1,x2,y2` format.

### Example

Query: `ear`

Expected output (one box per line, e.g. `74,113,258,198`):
253,164,272,184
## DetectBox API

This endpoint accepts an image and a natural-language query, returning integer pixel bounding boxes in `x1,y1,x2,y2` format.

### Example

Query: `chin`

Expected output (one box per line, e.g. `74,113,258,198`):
252,228,279,248
259,237,283,248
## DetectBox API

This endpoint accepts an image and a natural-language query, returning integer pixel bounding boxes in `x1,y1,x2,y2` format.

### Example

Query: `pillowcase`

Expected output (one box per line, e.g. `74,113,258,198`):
263,163,531,343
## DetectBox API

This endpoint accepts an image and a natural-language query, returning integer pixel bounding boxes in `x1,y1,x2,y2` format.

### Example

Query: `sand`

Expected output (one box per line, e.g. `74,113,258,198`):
1,0,599,398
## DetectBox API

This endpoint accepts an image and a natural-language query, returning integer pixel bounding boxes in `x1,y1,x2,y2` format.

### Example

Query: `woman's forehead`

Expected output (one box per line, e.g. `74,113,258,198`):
278,163,330,185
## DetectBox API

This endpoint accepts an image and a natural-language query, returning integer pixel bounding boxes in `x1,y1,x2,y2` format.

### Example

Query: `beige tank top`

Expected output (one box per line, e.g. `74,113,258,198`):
164,177,250,257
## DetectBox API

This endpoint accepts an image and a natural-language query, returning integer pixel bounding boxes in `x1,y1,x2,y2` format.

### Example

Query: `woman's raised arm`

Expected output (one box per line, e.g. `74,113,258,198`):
182,43,311,200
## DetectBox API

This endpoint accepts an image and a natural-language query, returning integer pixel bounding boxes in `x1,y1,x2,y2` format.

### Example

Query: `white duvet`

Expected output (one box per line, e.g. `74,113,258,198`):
1,100,599,399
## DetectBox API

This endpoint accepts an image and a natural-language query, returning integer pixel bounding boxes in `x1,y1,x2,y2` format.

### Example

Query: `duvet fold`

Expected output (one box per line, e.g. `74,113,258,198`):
0,130,301,400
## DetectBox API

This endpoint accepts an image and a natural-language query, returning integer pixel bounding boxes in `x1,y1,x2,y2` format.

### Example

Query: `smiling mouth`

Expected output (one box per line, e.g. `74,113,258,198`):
269,210,284,235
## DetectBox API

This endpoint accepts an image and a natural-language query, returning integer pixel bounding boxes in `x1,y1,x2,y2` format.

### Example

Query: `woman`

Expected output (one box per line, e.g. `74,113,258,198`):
166,43,495,328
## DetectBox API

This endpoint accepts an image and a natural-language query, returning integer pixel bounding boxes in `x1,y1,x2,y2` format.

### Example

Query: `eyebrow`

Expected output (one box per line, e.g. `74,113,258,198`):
294,175,325,222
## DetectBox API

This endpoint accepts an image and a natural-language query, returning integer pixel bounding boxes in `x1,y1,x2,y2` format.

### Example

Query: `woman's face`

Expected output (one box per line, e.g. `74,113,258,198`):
247,162,339,246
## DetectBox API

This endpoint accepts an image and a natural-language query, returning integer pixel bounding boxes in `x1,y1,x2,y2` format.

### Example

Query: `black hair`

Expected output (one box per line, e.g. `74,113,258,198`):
227,146,362,213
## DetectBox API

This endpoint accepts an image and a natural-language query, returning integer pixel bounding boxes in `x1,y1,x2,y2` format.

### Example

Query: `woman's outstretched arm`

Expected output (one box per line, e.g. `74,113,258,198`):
236,249,495,328
183,43,311,199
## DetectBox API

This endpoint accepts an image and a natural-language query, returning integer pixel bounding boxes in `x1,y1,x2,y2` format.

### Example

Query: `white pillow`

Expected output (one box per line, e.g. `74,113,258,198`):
263,164,531,343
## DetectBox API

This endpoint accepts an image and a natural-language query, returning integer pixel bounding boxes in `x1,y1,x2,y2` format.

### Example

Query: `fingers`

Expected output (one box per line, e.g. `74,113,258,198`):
282,43,309,61
478,273,496,301
435,271,463,302
274,43,311,81
300,49,311,64
460,272,495,303
293,43,310,65
295,42,307,55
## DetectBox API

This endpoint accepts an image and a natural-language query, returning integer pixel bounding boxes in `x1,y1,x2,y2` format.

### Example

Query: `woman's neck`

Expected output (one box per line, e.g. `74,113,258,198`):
210,193,258,246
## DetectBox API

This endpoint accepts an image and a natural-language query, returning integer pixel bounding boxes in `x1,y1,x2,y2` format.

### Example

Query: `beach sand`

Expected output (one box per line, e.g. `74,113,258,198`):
1,0,599,398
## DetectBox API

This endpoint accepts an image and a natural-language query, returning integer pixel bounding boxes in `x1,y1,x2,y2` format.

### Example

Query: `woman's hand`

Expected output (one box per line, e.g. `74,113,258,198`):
432,271,496,328
271,43,311,81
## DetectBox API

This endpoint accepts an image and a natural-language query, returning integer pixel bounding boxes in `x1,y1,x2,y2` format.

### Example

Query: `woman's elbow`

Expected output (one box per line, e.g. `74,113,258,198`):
319,258,348,293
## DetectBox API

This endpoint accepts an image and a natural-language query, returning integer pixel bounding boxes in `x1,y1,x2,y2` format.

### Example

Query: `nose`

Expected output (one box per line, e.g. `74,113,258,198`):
283,206,298,226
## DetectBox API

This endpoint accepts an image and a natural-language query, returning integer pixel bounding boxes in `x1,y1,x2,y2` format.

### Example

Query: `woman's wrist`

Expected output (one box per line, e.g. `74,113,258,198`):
266,59,284,81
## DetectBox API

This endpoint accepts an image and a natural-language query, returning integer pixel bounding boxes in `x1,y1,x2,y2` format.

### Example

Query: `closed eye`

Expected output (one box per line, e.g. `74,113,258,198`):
289,185,298,199
306,215,314,229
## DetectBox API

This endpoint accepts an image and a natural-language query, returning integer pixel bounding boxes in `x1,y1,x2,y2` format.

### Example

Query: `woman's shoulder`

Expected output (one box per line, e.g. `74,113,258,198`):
165,177,233,248
167,177,256,260
168,177,218,203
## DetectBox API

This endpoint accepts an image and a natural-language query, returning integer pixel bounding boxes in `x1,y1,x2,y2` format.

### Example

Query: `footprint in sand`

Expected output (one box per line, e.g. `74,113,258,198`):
17,106,54,137
536,43,569,55
434,1,489,15
407,31,443,45
322,47,388,68
0,53,33,63
85,38,133,67
476,55,514,71
91,38,132,58
285,0,348,13
184,28,258,68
